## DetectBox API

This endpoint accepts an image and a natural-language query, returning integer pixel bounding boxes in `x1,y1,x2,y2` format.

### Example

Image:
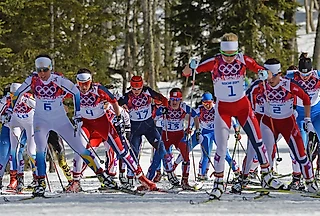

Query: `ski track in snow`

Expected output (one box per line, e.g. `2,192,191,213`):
1,136,320,216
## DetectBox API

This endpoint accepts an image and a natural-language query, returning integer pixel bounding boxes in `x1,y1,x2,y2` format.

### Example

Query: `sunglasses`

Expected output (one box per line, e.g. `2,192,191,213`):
132,87,142,91
36,67,50,73
202,101,212,105
77,80,91,87
300,71,312,77
272,73,281,77
170,97,182,101
220,50,239,57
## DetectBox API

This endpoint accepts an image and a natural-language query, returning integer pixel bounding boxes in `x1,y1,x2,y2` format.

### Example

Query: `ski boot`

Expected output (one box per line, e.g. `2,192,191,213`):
209,177,224,199
248,168,259,180
16,173,24,192
230,168,241,184
167,171,180,186
288,174,305,191
121,176,135,190
27,174,38,189
136,167,157,191
153,170,162,183
97,171,119,189
181,176,193,190
306,179,319,193
197,174,208,181
119,172,128,185
33,177,46,197
231,174,249,193
65,180,82,193
261,171,285,189
7,170,18,190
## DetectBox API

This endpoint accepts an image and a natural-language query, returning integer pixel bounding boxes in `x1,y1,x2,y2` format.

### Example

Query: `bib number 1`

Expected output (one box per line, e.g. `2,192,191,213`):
228,85,236,97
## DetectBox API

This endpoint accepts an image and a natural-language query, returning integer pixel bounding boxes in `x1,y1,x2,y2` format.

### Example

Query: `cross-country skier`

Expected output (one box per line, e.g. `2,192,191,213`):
8,83,37,192
12,55,123,196
239,58,318,192
66,68,156,192
172,92,241,181
183,33,284,199
117,76,179,187
154,88,200,189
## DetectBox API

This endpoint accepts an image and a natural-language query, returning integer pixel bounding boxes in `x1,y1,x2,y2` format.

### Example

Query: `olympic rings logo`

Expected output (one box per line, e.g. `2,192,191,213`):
81,94,97,106
267,89,286,101
203,112,214,121
297,79,316,90
14,104,29,113
218,63,241,76
255,94,265,104
132,95,148,107
168,110,183,119
35,85,57,97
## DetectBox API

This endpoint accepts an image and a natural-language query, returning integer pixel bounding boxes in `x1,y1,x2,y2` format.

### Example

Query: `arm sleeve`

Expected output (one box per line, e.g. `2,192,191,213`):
231,117,240,129
121,109,131,126
147,87,169,107
0,97,8,115
117,94,129,106
98,85,117,103
246,80,261,109
244,55,265,73
60,77,81,115
12,76,32,108
26,95,36,109
195,57,216,74
290,80,311,106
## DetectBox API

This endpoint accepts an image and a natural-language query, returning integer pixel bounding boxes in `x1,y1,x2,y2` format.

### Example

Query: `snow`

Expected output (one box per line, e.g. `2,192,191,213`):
0,136,319,216
2,5,320,216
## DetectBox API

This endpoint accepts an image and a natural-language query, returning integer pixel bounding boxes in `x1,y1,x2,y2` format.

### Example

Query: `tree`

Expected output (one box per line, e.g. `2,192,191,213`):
141,0,155,88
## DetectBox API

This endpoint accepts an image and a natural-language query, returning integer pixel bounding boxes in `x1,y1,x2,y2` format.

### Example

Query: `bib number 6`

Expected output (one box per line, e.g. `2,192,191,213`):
44,103,52,111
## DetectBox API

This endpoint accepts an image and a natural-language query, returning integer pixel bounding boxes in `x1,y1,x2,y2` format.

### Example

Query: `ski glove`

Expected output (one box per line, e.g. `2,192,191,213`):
293,109,298,119
72,114,83,136
114,115,125,135
258,69,268,81
305,117,315,133
234,130,241,141
195,129,203,144
125,125,131,140
2,108,12,124
161,107,168,115
189,58,199,70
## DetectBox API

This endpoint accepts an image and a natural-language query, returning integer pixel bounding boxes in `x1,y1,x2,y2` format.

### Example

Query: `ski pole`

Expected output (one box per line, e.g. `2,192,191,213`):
163,113,169,141
45,174,52,193
47,144,65,191
79,130,105,164
186,57,199,182
225,139,239,190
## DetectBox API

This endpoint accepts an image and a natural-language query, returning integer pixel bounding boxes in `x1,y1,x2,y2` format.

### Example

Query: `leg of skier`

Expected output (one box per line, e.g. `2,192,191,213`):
0,126,11,189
